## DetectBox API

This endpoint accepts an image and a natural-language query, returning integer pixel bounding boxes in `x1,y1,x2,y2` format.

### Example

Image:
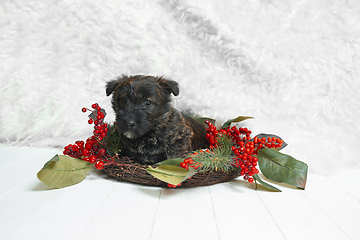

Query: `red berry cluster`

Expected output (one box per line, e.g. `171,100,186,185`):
63,103,108,170
206,122,252,149
204,120,283,183
82,103,108,141
254,136,284,150
179,152,203,170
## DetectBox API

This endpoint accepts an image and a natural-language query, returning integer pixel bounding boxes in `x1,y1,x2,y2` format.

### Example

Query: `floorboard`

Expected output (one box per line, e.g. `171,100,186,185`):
1,145,360,240
256,176,350,240
326,168,360,201
151,187,219,240
80,183,162,240
209,180,286,240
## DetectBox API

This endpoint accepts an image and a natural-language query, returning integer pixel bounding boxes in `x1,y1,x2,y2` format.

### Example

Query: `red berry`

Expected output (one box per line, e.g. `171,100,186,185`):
75,140,84,148
89,156,96,164
72,145,79,152
184,158,190,164
82,107,87,112
167,182,181,188
98,148,106,156
180,162,187,169
248,177,254,183
95,161,105,170
87,141,94,148
82,149,90,156
92,144,99,152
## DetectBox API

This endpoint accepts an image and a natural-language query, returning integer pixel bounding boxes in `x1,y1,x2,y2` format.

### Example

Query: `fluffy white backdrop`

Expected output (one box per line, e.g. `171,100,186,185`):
1,0,359,174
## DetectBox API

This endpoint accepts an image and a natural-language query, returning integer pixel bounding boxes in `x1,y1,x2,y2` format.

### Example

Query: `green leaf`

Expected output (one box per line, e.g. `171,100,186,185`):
37,154,93,189
253,174,282,192
221,116,253,129
146,165,196,185
155,158,184,166
183,110,216,126
195,117,216,126
257,148,308,189
88,108,106,120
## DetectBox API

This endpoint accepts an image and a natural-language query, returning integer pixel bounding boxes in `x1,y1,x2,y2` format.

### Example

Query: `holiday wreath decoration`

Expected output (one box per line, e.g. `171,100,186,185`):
37,103,308,192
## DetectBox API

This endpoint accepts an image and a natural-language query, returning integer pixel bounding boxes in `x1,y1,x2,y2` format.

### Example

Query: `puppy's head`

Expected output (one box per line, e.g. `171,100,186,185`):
106,75,179,139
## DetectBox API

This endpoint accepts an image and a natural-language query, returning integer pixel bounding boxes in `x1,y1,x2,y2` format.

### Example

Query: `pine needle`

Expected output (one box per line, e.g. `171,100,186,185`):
189,134,235,173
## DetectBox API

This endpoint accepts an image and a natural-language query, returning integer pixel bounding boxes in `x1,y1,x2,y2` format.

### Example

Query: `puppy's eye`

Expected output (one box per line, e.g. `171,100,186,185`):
145,99,152,106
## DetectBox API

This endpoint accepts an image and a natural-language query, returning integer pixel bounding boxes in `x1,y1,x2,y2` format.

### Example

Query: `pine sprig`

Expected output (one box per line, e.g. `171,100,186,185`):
102,124,122,156
189,134,235,173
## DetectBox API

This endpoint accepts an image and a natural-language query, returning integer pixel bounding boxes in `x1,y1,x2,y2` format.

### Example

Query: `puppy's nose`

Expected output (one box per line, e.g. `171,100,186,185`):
126,121,135,128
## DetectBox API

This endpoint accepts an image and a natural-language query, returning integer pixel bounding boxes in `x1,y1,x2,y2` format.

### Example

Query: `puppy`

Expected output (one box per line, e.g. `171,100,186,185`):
106,75,209,165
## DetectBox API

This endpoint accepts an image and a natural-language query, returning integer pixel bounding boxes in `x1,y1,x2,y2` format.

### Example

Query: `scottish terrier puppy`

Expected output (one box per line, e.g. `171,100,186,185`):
106,75,208,165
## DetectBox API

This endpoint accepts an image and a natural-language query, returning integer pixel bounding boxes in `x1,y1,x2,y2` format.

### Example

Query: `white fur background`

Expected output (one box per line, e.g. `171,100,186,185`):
1,0,359,174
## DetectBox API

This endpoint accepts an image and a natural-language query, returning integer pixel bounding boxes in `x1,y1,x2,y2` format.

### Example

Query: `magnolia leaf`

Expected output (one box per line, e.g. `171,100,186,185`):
146,165,196,185
155,158,184,166
183,110,215,125
255,133,288,150
253,174,282,192
88,108,106,120
37,154,93,189
195,117,216,126
221,116,253,129
183,109,215,124
257,148,308,189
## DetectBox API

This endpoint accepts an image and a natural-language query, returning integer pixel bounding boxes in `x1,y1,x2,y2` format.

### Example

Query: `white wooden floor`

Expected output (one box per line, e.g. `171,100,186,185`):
1,144,359,240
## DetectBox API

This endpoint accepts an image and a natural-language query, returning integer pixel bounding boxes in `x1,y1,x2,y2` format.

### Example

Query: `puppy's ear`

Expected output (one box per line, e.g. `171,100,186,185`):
106,75,128,96
158,77,180,96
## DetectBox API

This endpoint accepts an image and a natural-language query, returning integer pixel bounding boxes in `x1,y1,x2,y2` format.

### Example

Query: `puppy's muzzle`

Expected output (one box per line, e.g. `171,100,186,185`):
122,120,135,139
126,121,135,128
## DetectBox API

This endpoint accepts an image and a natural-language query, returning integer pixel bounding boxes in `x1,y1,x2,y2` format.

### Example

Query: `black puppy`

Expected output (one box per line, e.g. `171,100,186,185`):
106,75,208,165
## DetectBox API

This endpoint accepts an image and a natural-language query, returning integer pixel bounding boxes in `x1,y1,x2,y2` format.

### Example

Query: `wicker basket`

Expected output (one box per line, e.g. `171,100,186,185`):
102,156,242,188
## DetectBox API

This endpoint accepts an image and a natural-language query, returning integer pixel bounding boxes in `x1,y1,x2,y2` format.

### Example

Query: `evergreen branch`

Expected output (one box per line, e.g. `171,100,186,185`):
188,134,235,173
